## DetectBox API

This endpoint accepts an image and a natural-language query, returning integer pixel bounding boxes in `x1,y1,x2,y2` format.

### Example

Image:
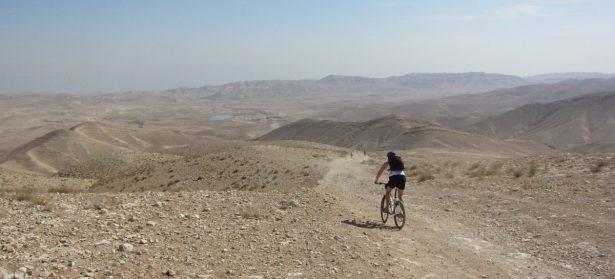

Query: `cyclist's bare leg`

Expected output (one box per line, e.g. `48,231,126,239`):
398,189,404,203
385,186,393,208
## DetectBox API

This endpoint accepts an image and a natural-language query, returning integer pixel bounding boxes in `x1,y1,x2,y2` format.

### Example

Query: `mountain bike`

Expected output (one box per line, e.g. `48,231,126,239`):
376,182,406,229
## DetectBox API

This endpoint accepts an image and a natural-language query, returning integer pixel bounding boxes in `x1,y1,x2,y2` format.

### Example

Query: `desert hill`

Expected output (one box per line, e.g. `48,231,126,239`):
258,115,551,154
385,77,615,129
85,141,339,192
0,122,197,175
471,90,615,151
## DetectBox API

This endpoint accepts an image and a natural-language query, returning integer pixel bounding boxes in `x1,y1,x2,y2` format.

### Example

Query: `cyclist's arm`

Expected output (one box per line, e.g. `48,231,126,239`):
374,162,388,184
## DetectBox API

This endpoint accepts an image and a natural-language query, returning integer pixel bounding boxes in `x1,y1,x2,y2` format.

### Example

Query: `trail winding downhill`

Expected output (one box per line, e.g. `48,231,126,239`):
317,154,569,279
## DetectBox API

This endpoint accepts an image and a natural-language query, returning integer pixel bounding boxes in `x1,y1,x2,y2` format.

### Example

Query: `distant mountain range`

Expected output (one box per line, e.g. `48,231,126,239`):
526,72,615,83
258,115,552,154
470,90,615,152
167,72,530,101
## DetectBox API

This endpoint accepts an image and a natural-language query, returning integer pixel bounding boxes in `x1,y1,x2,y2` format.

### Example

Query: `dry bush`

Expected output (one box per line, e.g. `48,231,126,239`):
14,191,35,202
527,161,539,177
553,156,567,164
13,192,53,210
486,162,503,176
467,162,481,171
465,165,484,177
511,168,523,178
416,169,434,182
239,209,268,219
589,160,608,173
465,161,502,178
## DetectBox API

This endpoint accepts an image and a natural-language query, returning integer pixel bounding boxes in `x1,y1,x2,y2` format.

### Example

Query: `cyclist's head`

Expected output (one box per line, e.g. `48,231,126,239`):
387,151,396,159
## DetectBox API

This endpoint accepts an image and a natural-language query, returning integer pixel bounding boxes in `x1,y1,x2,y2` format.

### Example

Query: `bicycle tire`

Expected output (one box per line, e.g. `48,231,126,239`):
380,195,389,223
393,201,406,229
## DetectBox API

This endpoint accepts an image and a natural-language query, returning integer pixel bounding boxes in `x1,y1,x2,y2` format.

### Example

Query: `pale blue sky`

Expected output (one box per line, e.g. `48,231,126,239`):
1,0,614,92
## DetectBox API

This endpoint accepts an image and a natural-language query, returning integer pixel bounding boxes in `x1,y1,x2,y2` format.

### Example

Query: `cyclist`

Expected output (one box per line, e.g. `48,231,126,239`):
374,151,406,213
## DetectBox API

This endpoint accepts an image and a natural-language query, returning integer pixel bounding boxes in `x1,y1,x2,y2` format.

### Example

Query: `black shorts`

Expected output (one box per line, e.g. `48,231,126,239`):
385,175,406,190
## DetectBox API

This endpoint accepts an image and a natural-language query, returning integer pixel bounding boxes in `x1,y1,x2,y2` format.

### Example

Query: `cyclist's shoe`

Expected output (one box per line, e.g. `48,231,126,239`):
382,207,391,214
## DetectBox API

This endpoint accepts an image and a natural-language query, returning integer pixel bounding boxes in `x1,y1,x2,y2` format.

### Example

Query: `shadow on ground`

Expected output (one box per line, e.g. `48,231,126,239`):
341,219,400,230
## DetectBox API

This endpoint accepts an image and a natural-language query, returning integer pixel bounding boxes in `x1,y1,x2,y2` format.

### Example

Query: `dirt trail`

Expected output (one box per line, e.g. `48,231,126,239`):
317,154,570,278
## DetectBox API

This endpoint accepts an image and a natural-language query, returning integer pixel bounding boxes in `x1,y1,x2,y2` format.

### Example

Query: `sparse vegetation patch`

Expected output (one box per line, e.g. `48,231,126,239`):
416,169,435,182
527,161,539,177
590,160,608,173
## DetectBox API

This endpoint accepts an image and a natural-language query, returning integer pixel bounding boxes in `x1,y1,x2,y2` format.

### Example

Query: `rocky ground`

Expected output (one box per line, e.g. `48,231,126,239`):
0,149,614,278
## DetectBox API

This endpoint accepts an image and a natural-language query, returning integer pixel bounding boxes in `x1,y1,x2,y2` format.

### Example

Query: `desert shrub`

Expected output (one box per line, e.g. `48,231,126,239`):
486,162,503,176
13,192,52,210
240,208,268,219
589,165,601,173
466,164,485,177
511,168,523,178
15,192,35,202
416,169,434,182
527,161,539,177
468,162,480,170
590,160,607,173
444,171,454,179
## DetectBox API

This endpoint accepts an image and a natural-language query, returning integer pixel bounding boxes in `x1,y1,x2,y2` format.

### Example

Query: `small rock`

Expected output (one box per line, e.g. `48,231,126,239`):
153,202,163,207
576,242,599,253
118,243,134,252
164,269,176,276
279,199,299,210
139,239,147,245
146,221,157,226
94,240,111,246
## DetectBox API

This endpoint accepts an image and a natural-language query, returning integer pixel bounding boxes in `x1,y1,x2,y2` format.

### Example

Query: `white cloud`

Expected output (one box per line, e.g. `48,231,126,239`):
426,4,548,21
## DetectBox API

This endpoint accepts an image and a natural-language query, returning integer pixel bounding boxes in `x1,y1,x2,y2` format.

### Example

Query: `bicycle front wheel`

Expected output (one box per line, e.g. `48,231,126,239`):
380,196,389,223
393,201,406,229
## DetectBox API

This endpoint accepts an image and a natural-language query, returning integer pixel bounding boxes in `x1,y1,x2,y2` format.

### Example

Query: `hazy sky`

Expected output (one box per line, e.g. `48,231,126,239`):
1,0,615,92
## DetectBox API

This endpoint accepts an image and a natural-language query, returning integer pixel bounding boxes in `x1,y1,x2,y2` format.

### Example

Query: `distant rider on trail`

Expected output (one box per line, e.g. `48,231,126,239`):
374,151,406,212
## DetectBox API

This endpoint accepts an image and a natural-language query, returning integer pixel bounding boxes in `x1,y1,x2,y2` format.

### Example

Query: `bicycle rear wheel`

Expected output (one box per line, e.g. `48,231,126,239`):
393,201,406,229
380,196,389,223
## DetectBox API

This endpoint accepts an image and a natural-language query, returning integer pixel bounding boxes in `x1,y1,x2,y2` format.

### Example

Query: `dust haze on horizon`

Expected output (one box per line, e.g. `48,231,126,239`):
1,0,615,93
